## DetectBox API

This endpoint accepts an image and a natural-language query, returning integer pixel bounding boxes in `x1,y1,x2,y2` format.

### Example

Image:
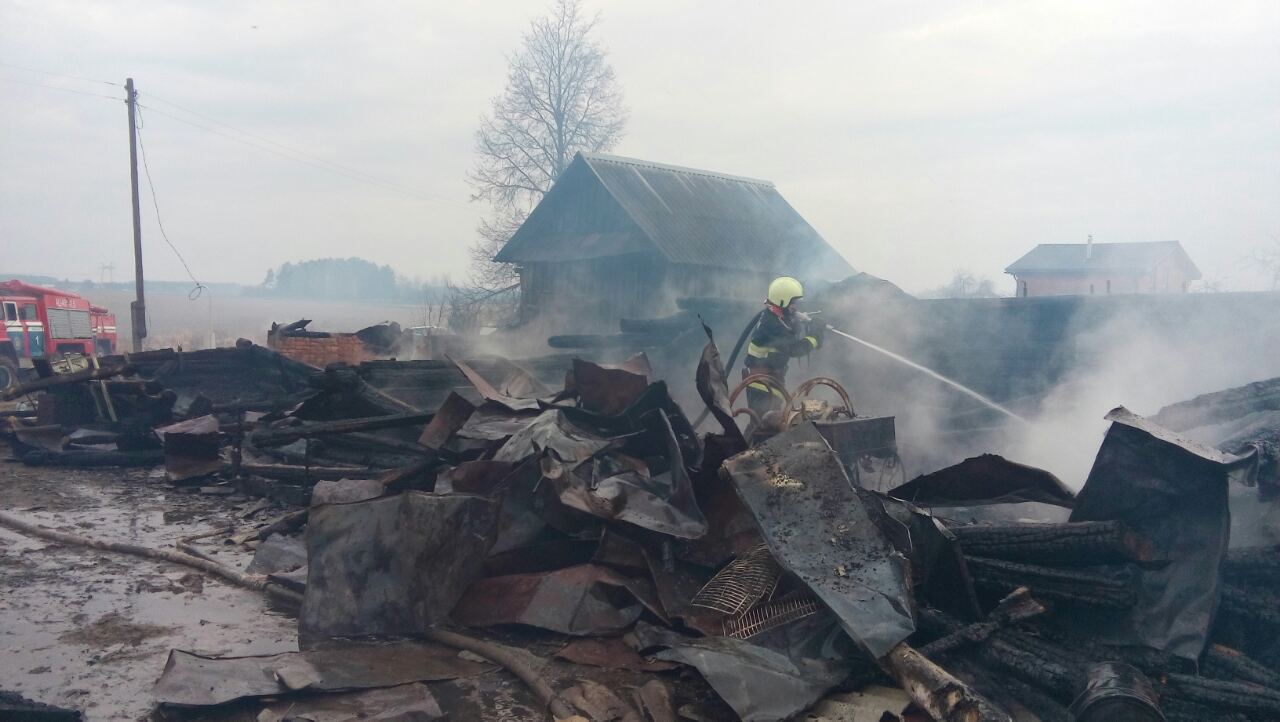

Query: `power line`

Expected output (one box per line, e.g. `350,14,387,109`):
143,91,441,200
0,75,121,101
136,101,467,208
0,61,121,86
134,105,207,301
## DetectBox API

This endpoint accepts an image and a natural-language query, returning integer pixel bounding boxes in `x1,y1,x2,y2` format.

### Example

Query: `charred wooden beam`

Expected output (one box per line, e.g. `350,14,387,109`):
1163,674,1280,717
1223,546,1280,584
1219,582,1280,627
952,520,1155,565
2,364,134,401
919,588,1046,657
23,448,162,467
237,462,386,482
919,608,1083,702
377,456,440,493
1203,644,1280,690
326,431,435,456
966,556,1136,608
249,412,431,447
255,509,308,540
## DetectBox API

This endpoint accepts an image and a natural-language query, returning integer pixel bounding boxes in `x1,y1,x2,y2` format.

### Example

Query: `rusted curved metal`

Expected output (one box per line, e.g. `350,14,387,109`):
728,373,792,410
784,377,855,428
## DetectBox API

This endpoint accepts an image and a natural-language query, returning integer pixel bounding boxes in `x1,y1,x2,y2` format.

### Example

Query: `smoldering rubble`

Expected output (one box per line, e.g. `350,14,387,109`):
3,330,1280,722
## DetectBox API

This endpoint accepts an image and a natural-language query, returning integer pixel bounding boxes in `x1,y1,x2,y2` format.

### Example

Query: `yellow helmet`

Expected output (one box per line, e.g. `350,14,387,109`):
767,276,804,308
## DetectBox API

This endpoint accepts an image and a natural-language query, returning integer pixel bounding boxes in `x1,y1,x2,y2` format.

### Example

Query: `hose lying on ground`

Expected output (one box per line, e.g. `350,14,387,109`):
0,509,575,720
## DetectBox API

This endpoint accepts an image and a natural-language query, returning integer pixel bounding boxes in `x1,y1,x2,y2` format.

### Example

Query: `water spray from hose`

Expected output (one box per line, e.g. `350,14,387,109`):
825,324,1032,426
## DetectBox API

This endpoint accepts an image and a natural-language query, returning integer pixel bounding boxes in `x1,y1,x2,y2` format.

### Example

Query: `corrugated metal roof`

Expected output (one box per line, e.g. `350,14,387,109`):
496,153,855,280
1005,241,1200,277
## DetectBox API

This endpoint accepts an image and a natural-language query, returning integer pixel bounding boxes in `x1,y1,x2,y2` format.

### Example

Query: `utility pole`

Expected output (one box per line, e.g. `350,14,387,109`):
126,78,146,352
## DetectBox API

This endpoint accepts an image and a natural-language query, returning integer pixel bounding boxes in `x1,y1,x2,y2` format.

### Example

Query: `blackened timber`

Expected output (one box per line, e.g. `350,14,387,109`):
952,520,1155,565
966,556,1136,608
2,364,134,401
327,432,435,456
1163,674,1280,716
238,462,388,482
1219,582,1280,627
1224,546,1280,583
23,448,163,467
249,413,431,447
377,456,439,493
919,588,1045,657
255,509,308,540
1203,644,1280,690
919,608,1081,701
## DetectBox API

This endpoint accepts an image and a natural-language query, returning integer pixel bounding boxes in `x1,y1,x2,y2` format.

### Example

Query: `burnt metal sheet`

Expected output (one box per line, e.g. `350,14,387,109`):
570,354,652,416
695,323,747,448
246,533,307,575
451,563,656,635
722,422,915,659
446,355,542,411
1068,406,1258,660
417,391,475,449
682,433,757,568
310,478,384,506
153,641,491,707
257,682,445,721
455,401,539,441
634,622,850,722
544,412,707,539
300,492,497,639
493,409,617,464
435,460,518,495
156,414,223,482
889,453,1076,508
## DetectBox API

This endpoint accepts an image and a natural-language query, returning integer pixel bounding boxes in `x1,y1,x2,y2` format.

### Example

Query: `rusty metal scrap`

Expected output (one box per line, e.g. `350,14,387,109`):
690,543,782,616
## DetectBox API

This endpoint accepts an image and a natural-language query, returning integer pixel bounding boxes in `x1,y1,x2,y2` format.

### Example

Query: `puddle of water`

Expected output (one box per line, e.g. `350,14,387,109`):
0,466,298,721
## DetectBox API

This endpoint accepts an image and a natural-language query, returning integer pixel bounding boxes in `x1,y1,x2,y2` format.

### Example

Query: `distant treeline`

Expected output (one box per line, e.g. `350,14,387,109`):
0,274,242,297
247,257,449,303
4,257,450,305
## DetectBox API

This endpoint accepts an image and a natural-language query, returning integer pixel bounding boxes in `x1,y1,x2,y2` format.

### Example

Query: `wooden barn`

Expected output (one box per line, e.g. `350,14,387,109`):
495,153,855,329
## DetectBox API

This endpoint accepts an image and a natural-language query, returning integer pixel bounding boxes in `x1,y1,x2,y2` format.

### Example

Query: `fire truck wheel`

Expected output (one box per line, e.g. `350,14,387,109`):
0,358,17,392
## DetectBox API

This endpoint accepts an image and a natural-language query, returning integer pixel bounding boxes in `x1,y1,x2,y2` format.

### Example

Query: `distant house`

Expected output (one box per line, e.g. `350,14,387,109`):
495,153,854,328
1005,239,1201,297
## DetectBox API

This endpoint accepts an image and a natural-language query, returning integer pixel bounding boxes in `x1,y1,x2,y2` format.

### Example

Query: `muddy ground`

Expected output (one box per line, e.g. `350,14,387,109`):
0,462,299,720
0,461,732,721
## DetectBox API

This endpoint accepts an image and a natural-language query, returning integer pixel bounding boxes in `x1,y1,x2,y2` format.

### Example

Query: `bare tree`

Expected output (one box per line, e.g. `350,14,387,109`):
1248,234,1280,291
468,0,627,289
921,271,1003,299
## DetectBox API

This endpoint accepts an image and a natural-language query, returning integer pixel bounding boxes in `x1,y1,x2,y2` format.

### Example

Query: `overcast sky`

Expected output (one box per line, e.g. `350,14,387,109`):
2,0,1278,294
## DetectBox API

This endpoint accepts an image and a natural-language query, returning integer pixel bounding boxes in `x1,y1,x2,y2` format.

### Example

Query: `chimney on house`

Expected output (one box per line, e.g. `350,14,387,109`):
1086,234,1093,261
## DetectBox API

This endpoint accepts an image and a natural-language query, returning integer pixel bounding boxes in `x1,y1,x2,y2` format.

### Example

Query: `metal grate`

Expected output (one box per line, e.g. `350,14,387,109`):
723,593,822,639
690,543,782,616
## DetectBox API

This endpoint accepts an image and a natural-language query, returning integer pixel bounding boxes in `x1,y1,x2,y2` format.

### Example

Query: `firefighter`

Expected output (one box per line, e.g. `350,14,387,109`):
743,276,823,417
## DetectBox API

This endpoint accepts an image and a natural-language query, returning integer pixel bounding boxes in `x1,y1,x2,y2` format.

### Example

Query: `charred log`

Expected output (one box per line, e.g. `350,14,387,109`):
1162,674,1280,717
952,520,1154,565
1219,582,1280,628
249,412,431,447
23,448,163,467
965,556,1137,608
1202,644,1280,691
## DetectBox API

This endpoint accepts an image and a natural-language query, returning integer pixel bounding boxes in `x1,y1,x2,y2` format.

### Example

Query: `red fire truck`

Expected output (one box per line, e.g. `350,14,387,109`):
0,279,119,390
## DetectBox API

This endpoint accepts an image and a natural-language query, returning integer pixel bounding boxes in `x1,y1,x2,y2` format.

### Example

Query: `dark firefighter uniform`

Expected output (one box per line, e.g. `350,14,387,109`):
743,276,823,417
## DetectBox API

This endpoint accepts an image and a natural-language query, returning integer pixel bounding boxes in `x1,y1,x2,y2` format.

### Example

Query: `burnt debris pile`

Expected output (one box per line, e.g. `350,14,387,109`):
4,337,1280,721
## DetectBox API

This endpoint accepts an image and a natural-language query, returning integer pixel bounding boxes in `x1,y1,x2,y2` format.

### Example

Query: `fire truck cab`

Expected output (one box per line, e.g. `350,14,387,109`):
0,279,118,390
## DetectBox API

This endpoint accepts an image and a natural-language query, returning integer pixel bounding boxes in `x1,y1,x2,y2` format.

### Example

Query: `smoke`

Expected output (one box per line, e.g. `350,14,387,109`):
812,279,1280,489
1008,298,1280,487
